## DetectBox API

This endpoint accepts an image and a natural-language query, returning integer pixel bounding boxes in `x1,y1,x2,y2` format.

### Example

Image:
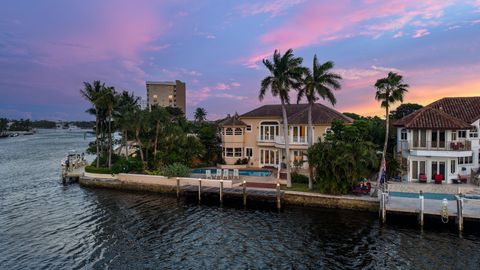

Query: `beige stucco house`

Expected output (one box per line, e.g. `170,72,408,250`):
219,103,352,169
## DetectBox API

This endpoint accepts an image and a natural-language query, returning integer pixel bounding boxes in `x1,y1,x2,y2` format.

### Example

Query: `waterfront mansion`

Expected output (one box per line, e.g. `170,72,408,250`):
395,97,480,184
218,103,352,169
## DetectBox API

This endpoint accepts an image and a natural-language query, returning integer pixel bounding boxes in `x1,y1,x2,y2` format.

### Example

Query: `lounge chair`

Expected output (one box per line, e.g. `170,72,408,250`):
419,173,427,183
223,169,230,180
233,169,240,180
434,173,443,184
215,169,222,179
205,170,212,179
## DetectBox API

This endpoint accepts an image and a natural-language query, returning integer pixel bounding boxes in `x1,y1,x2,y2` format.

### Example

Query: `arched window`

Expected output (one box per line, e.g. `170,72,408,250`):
225,128,233,135
401,129,407,140
234,128,242,135
470,126,478,138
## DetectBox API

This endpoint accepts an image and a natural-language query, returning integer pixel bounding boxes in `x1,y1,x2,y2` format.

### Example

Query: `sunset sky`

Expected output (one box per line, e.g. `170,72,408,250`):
1,0,480,120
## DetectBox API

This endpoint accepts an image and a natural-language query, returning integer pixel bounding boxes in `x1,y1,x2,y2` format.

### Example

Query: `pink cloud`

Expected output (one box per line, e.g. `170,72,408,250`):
243,0,456,67
188,82,244,105
237,0,305,17
412,29,430,38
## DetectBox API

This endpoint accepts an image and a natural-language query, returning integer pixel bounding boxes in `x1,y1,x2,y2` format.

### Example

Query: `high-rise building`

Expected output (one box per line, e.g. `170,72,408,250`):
146,80,186,113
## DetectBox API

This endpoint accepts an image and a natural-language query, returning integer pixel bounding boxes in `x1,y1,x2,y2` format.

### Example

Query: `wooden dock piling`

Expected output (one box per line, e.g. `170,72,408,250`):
456,195,464,232
220,180,224,204
198,179,202,202
380,192,387,223
276,183,281,210
176,177,180,198
419,190,424,227
243,181,247,206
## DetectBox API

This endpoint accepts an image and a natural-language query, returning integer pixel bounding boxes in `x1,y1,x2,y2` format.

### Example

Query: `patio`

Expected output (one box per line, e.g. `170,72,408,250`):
388,181,480,195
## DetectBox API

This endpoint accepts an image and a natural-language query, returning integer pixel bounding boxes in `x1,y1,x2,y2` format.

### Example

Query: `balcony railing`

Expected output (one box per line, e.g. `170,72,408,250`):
275,136,308,145
257,135,276,142
401,140,472,151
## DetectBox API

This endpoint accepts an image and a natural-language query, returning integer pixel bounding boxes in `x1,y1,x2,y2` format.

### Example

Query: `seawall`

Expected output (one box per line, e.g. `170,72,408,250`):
80,173,379,212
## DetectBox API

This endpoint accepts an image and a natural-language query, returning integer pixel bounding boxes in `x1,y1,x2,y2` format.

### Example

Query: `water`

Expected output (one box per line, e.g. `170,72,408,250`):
390,191,457,200
1,130,480,269
191,168,271,177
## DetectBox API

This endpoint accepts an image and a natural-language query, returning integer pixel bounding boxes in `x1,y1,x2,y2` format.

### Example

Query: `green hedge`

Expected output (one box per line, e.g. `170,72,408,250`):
161,163,190,178
291,172,309,184
85,165,112,174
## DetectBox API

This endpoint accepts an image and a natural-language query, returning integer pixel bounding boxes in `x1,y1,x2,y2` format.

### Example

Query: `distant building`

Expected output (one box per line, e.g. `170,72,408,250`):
146,80,186,113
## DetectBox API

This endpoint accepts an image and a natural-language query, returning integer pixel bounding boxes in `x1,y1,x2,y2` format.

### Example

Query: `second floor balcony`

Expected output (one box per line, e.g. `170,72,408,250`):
400,140,472,151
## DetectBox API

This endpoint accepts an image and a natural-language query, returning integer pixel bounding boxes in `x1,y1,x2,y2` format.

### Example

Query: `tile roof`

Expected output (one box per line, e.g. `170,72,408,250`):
394,96,480,129
218,113,247,126
240,103,352,124
428,97,480,123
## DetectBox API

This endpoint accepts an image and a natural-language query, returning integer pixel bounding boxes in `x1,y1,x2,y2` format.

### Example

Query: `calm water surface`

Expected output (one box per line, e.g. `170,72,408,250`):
1,130,480,269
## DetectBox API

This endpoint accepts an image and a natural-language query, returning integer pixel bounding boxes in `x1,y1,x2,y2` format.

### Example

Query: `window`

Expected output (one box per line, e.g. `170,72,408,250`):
451,159,456,174
458,130,467,138
234,128,242,135
152,94,158,103
246,125,252,132
260,122,279,141
458,155,473,165
234,148,242,157
225,128,233,135
226,148,233,157
400,129,407,141
451,131,457,141
412,161,418,180
470,126,478,138
245,147,253,158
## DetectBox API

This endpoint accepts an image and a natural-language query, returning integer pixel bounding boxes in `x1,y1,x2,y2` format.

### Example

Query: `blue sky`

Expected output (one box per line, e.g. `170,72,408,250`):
1,0,480,120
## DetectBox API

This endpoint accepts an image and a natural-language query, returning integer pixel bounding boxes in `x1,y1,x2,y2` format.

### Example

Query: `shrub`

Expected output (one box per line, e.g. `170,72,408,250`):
291,172,309,184
161,163,190,178
234,158,249,165
85,165,112,174
111,157,143,174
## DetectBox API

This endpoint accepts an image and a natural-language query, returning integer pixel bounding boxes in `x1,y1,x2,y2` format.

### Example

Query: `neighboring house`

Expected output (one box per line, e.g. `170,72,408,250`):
218,103,352,169
394,97,480,184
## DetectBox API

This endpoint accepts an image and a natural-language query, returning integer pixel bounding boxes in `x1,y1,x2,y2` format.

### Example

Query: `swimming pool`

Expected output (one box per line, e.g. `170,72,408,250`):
389,191,457,200
191,168,271,177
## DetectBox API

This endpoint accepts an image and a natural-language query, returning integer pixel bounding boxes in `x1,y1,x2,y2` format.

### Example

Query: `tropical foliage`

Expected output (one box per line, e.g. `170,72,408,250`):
80,80,221,174
390,103,422,119
297,54,342,190
374,72,409,188
259,49,305,187
308,120,378,195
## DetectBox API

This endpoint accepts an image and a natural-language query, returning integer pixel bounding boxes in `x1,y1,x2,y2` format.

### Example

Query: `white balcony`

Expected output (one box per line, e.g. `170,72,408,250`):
400,140,473,157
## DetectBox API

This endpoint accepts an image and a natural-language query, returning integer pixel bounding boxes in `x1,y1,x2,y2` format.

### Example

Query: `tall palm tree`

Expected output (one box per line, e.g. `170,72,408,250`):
194,107,207,123
150,105,168,163
80,80,105,168
115,91,139,160
96,86,116,168
298,55,342,190
374,72,409,189
259,49,305,187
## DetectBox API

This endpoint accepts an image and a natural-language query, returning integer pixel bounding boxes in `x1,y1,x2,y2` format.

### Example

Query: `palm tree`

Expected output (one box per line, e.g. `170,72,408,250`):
298,55,342,190
374,72,409,189
259,49,305,187
96,86,116,168
80,81,105,168
115,91,140,160
194,107,207,123
151,105,168,163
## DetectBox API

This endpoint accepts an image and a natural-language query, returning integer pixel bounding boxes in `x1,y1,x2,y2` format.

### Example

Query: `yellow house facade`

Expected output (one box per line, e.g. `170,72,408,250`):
219,103,352,169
